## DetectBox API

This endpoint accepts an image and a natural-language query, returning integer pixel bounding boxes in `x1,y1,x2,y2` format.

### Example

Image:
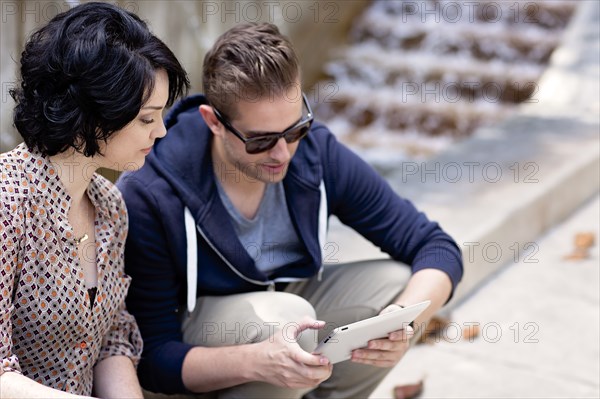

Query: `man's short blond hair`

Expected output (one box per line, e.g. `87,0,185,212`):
202,22,300,119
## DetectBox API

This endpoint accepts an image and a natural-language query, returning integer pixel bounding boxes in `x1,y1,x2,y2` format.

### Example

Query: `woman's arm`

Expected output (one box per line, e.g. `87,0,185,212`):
93,356,143,399
0,372,92,399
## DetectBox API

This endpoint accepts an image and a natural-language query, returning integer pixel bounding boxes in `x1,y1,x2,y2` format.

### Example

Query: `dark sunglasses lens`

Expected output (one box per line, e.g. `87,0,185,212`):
284,122,311,143
245,120,312,154
246,137,279,154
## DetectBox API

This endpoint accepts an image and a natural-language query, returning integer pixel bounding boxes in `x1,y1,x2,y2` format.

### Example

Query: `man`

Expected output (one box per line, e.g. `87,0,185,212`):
118,23,462,398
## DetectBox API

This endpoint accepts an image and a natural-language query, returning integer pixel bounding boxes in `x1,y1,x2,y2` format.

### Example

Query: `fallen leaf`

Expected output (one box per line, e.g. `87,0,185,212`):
417,316,451,344
394,380,424,399
574,232,595,249
564,232,596,260
462,324,480,340
564,250,589,260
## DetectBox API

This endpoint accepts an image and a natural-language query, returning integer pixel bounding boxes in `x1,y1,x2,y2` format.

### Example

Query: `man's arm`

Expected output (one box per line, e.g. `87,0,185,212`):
316,126,462,367
181,319,331,392
317,125,463,295
393,268,453,329
350,269,451,367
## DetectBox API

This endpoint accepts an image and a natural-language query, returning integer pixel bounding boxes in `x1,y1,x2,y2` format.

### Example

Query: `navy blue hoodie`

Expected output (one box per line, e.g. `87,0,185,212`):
117,94,463,394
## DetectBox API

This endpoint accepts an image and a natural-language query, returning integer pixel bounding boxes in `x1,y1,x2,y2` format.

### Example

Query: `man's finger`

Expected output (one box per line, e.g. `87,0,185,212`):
389,326,414,341
294,348,330,366
295,318,326,337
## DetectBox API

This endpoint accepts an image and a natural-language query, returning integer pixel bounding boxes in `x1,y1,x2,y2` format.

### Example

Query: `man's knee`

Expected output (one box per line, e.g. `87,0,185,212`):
253,292,317,351
182,292,315,347
211,292,316,347
250,291,316,321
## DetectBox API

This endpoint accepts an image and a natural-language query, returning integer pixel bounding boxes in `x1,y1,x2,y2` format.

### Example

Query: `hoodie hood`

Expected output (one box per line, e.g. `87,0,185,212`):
147,94,214,216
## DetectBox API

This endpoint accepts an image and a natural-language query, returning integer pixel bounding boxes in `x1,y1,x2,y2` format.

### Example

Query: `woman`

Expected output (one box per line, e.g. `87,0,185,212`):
0,3,189,398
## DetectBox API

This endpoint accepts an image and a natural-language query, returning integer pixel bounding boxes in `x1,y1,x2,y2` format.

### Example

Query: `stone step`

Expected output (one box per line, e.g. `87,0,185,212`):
310,0,576,163
352,21,561,66
324,48,543,104
362,0,576,32
351,1,575,65
325,0,599,310
311,85,515,161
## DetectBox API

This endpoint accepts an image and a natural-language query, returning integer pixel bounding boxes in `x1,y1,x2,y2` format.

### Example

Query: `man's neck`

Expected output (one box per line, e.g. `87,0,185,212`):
212,145,267,220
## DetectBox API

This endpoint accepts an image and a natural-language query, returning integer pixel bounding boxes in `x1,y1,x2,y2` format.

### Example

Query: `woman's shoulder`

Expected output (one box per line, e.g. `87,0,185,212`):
0,144,35,205
0,144,28,177
0,147,29,232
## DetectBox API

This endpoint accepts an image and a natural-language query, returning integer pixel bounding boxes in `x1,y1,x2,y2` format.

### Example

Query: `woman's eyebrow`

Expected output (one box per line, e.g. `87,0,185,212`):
141,105,164,110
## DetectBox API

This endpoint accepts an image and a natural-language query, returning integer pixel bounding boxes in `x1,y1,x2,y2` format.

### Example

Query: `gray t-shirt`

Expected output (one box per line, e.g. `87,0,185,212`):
216,181,305,275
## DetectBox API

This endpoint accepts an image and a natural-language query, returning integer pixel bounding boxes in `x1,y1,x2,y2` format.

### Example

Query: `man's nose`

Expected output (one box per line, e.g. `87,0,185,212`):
267,137,291,162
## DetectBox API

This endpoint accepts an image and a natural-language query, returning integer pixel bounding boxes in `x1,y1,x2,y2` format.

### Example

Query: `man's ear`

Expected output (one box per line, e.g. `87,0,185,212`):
199,105,223,136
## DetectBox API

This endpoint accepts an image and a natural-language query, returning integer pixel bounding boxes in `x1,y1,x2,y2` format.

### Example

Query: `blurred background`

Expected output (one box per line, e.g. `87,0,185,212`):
1,0,368,152
1,1,598,398
0,0,578,160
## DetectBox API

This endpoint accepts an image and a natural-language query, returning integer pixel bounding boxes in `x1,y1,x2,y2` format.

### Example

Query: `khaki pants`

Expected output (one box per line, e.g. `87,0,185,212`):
144,260,411,399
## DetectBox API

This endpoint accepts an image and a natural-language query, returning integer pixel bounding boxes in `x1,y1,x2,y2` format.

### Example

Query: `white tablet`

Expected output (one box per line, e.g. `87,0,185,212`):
313,300,431,364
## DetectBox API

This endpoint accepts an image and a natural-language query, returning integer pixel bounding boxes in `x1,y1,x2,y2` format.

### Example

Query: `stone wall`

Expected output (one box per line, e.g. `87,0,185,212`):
0,0,367,152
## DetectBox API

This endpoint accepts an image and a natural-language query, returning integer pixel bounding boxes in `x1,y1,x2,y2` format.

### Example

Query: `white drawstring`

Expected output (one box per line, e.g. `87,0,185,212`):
184,207,198,313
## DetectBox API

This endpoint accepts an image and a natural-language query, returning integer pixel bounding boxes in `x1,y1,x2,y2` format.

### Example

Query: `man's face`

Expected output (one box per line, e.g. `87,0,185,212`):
214,86,304,185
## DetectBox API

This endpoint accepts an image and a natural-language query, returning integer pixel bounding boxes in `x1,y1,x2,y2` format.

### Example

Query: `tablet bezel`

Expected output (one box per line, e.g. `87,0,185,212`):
313,300,431,364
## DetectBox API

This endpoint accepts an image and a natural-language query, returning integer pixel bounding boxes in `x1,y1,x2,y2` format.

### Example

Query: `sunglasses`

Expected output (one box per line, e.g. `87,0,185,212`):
212,93,314,154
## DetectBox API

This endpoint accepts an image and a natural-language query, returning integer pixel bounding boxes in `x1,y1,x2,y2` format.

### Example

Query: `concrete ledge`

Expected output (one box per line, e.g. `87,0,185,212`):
326,0,599,308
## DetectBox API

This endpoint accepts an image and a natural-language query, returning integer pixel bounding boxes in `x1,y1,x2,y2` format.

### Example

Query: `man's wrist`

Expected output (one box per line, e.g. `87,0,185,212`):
241,343,264,383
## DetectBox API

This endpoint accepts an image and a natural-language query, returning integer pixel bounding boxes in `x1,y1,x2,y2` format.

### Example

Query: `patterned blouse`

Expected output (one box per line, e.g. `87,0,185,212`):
0,144,143,396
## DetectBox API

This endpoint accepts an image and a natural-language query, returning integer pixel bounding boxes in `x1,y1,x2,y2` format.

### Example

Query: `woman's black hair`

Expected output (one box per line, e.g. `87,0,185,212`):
10,2,190,157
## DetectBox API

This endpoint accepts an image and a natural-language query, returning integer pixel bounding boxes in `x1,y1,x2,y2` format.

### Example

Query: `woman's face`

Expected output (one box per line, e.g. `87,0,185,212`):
97,69,169,171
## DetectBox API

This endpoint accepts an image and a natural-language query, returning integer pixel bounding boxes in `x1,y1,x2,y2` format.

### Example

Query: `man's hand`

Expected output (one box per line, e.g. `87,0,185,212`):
350,304,414,368
252,318,333,388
